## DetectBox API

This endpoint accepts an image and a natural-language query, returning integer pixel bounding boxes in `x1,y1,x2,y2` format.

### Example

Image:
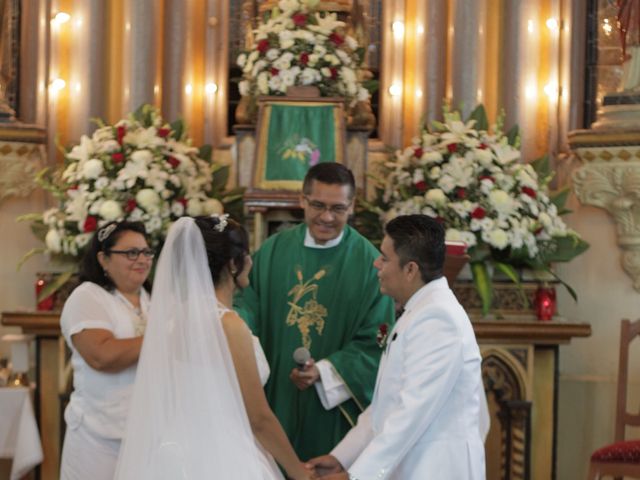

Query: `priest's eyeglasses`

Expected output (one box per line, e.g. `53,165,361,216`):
108,248,155,261
304,196,352,216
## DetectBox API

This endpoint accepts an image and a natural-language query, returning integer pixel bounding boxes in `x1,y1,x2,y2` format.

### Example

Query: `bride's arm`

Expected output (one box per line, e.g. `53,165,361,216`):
221,312,312,480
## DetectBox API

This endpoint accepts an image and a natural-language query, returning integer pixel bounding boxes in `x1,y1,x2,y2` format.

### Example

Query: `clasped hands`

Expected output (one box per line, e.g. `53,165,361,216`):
290,360,347,479
289,358,320,390
305,455,347,479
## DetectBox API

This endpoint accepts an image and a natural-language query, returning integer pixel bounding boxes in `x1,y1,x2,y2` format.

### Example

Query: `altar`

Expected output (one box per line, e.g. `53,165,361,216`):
1,311,590,480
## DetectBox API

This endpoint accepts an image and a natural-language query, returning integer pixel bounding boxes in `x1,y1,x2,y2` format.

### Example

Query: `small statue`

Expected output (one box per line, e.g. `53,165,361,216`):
618,0,640,91
0,0,17,121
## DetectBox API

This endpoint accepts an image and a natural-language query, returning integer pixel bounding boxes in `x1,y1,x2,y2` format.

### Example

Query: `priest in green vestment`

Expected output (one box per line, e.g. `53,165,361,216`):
235,163,395,460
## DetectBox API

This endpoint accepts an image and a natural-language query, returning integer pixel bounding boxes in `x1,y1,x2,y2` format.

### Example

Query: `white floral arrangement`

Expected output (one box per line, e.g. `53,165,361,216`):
236,0,370,106
21,105,239,262
361,105,588,313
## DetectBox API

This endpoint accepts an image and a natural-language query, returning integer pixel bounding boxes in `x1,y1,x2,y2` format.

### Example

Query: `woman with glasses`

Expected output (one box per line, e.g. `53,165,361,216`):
59,221,154,480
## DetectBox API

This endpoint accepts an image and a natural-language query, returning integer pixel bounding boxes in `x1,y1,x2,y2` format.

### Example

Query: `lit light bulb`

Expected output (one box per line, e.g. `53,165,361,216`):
415,88,423,98
205,83,218,95
416,24,424,35
185,84,193,95
602,18,613,36
49,78,66,92
392,21,405,39
388,84,402,97
546,18,559,31
51,12,70,25
524,83,537,100
544,82,559,99
527,20,534,33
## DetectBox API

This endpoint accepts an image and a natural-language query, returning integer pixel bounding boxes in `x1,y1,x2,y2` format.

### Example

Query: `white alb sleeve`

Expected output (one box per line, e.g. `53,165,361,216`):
314,359,351,410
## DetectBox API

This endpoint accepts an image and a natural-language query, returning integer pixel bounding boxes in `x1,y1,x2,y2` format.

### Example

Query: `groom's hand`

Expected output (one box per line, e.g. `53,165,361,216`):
305,454,344,477
320,474,348,480
290,358,320,390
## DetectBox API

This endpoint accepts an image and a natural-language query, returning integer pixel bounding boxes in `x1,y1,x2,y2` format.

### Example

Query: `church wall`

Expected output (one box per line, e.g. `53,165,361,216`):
556,195,640,479
0,192,52,358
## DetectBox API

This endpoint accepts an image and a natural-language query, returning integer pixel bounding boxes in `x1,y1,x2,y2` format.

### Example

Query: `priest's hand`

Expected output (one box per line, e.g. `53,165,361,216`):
290,358,320,390
305,454,344,477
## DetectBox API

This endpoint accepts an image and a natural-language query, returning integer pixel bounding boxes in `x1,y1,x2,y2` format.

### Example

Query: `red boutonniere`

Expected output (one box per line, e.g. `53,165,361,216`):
376,323,389,349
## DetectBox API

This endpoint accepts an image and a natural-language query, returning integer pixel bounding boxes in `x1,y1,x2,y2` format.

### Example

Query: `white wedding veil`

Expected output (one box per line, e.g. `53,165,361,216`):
114,217,263,479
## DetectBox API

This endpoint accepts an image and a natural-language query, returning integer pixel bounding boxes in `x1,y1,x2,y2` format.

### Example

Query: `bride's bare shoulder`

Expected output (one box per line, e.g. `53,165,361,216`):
220,310,251,337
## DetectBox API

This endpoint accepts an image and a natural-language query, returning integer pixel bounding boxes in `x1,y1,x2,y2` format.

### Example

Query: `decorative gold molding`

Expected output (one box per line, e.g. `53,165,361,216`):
570,130,640,291
0,125,47,202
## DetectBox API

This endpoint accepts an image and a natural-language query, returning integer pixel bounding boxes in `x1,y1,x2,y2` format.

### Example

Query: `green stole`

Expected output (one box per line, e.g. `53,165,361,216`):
235,224,395,459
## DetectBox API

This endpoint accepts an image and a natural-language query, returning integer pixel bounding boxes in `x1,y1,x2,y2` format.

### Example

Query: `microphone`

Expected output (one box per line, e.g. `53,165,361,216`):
293,347,311,370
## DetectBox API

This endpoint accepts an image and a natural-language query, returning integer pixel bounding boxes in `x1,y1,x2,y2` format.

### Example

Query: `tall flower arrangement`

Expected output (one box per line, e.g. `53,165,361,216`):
20,105,242,272
359,105,589,314
237,0,370,106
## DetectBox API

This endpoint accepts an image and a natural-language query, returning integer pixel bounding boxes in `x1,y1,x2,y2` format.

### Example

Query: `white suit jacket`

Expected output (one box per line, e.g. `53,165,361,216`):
331,277,486,479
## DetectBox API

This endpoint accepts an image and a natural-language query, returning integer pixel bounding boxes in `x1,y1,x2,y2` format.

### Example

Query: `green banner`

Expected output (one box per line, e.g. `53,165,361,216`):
265,104,336,181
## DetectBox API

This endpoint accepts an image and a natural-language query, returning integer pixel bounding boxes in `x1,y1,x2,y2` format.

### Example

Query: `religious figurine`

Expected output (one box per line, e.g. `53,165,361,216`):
618,0,640,91
0,0,17,121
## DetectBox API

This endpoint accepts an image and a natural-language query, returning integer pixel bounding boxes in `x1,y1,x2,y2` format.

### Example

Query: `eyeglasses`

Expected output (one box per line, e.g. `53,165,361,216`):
304,196,352,216
108,248,155,261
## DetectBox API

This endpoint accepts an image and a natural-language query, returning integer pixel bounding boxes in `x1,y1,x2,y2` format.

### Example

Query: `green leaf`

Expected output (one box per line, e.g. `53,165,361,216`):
545,268,578,302
199,144,213,162
37,270,75,302
211,165,230,192
550,187,571,211
170,119,184,140
361,79,379,94
471,262,492,316
531,154,552,182
542,235,590,263
430,120,446,132
222,186,246,197
17,248,47,270
467,104,489,131
30,222,48,242
133,104,146,123
506,124,520,146
16,213,44,223
493,261,529,307
221,192,244,203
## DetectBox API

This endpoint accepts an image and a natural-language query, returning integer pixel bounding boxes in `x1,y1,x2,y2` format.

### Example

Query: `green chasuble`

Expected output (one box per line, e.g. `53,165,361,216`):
235,224,394,459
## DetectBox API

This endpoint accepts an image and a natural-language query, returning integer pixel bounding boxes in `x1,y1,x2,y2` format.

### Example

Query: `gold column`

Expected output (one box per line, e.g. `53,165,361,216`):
401,0,417,146
449,0,486,118
423,0,447,124
106,0,125,122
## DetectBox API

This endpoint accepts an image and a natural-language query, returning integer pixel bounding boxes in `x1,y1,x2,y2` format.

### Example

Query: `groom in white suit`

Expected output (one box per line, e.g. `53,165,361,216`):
307,214,486,479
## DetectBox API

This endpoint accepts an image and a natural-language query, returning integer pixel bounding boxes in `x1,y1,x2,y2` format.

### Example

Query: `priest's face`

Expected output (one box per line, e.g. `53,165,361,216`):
374,235,407,302
301,180,354,244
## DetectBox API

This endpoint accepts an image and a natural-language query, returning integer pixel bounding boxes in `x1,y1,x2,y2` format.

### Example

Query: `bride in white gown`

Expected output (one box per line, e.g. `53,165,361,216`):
114,216,314,480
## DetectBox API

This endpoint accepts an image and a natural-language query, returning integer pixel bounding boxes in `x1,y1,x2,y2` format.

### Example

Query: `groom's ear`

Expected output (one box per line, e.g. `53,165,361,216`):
404,261,420,280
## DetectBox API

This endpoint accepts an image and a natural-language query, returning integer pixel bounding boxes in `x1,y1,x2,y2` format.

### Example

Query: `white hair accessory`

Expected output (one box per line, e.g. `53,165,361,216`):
211,213,229,232
97,223,118,242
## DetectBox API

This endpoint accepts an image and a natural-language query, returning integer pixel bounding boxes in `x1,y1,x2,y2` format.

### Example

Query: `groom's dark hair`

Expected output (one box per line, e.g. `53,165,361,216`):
385,214,445,284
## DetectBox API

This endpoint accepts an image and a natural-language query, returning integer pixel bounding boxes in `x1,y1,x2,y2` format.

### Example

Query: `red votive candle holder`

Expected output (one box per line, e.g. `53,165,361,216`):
35,277,55,311
535,285,556,321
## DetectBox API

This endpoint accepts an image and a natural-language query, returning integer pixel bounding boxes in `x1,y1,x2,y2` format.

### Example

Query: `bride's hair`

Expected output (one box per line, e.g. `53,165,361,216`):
193,216,249,286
